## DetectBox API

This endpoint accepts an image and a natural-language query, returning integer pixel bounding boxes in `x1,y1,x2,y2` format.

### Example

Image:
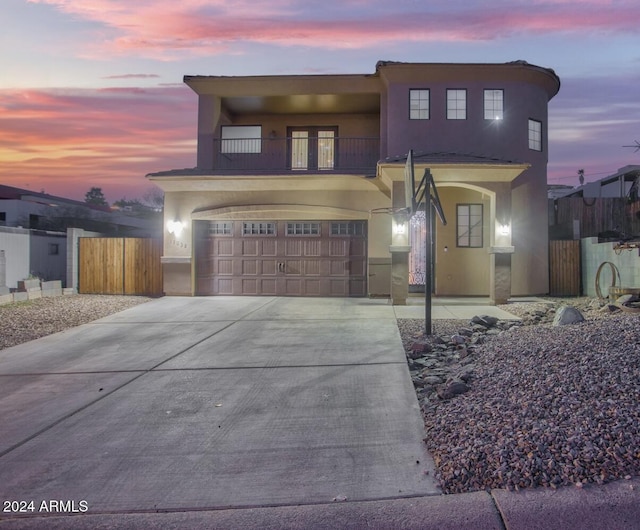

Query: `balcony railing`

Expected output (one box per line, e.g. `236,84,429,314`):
210,137,380,174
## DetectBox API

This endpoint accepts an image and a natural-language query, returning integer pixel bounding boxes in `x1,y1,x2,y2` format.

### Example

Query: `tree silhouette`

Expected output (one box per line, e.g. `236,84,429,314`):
84,187,108,206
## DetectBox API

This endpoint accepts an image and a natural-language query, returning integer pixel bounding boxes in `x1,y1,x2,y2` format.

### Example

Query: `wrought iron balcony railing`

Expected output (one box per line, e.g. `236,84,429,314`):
210,137,380,174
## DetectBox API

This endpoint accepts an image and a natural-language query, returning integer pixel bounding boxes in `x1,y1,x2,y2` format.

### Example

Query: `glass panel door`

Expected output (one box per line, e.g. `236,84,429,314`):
288,127,337,170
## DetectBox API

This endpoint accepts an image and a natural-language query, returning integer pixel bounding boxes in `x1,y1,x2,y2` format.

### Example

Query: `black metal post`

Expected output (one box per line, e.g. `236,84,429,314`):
425,195,432,335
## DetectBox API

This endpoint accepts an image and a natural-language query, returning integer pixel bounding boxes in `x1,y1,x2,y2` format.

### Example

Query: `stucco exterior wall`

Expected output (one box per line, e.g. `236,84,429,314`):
434,187,491,296
0,227,30,289
162,183,393,296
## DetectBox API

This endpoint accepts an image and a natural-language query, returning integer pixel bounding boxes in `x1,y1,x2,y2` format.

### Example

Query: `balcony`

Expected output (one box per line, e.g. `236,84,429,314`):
210,137,380,175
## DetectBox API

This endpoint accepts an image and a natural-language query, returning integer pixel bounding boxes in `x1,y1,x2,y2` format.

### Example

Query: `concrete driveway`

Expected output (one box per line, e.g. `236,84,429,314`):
0,297,439,517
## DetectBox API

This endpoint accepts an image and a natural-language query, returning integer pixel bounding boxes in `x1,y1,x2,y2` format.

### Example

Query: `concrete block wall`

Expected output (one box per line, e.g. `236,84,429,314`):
581,237,640,297
0,280,74,306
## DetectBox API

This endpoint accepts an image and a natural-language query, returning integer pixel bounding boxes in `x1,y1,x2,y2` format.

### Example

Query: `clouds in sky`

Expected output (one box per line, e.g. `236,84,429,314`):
26,0,640,56
1,0,638,200
0,86,196,201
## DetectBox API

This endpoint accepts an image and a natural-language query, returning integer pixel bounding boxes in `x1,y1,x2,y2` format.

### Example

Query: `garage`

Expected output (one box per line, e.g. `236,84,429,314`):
195,220,367,296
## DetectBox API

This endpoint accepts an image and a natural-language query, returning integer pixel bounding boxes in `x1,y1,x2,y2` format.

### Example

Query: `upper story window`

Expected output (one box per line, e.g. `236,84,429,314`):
447,89,467,120
409,89,430,120
221,125,262,154
528,119,542,151
484,89,504,120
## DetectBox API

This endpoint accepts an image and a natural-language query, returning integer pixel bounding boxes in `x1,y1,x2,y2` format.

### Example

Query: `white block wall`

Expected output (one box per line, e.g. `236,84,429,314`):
581,237,640,297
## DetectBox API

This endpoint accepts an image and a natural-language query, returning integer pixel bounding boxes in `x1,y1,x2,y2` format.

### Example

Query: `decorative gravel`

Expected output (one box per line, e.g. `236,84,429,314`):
0,295,152,350
399,299,640,494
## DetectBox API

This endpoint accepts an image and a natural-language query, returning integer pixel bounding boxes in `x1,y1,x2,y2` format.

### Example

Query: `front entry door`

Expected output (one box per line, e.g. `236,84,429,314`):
288,127,337,170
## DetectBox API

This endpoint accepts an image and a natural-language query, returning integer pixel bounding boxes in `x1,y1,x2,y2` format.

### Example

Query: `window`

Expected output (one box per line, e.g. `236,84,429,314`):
409,89,430,120
528,119,542,151
209,222,233,235
48,243,59,255
286,222,320,236
242,222,276,235
457,204,483,247
447,89,467,120
0,212,5,226
221,125,262,153
484,89,504,120
330,221,365,236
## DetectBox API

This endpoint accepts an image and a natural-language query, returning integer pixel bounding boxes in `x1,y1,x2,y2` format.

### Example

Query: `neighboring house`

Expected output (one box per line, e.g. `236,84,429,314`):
147,60,560,304
0,185,161,289
555,165,640,200
0,185,160,237
549,166,640,241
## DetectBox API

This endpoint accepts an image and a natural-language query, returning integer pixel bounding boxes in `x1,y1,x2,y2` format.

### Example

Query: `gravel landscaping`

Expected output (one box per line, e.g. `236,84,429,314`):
400,297,640,494
0,295,152,350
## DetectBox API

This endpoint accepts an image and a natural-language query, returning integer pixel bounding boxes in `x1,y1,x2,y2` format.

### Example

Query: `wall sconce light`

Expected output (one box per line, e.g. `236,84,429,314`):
393,220,406,235
499,223,511,236
167,219,184,236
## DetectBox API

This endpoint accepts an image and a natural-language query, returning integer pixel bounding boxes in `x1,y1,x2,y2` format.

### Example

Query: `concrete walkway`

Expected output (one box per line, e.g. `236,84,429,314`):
1,296,639,529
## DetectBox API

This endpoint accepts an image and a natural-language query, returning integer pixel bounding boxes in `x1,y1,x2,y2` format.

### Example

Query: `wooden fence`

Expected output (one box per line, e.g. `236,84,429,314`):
549,240,581,296
79,238,163,296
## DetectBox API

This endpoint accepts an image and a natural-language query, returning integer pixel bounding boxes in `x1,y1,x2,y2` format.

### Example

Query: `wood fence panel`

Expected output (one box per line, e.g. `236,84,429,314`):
104,238,125,294
79,238,162,296
124,238,163,296
549,240,581,296
78,238,103,294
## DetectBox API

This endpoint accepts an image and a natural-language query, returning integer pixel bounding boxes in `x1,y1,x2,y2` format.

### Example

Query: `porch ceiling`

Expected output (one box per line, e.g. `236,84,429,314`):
221,93,380,115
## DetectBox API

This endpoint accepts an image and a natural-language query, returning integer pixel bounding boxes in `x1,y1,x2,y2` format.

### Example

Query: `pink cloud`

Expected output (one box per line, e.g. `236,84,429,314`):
0,86,196,202
26,0,640,57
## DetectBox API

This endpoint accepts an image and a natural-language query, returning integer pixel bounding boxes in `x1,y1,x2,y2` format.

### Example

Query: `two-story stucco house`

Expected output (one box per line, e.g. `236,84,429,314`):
147,60,560,304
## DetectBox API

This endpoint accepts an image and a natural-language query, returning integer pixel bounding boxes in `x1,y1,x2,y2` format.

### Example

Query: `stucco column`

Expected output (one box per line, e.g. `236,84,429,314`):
489,249,514,305
489,184,514,305
390,181,410,305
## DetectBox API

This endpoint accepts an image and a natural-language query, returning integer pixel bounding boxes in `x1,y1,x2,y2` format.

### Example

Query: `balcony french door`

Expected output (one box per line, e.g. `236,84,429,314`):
288,127,337,170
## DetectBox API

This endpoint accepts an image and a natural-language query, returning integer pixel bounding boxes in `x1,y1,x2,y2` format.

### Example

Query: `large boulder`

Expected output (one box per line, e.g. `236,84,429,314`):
552,305,585,326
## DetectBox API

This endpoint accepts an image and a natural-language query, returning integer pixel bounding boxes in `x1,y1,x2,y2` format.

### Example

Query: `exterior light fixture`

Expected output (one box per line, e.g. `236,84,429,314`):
393,220,406,235
499,224,511,236
167,219,184,236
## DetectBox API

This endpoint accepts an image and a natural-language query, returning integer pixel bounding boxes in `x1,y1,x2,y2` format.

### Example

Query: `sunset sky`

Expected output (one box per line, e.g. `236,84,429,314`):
1,0,639,203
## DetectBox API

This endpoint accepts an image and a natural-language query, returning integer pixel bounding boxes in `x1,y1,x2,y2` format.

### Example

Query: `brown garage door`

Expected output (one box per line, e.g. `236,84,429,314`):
195,220,367,296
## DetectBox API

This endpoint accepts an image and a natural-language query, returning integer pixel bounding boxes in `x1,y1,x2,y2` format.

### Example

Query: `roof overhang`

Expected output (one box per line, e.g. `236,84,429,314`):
146,171,381,193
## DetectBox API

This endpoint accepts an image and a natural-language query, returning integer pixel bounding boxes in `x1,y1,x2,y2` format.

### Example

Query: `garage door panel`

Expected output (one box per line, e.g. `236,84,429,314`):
241,278,258,294
261,239,277,256
196,220,367,297
262,260,277,275
285,279,302,296
242,260,258,275
217,278,233,294
217,239,234,256
330,260,347,275
304,279,321,296
260,278,277,295
329,240,348,257
286,240,302,256
242,240,259,256
304,240,321,256
304,260,321,276
285,260,301,275
217,260,234,275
